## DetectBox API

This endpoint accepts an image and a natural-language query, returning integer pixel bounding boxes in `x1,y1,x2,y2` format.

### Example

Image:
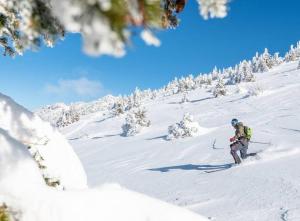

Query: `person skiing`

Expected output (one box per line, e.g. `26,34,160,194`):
229,118,250,164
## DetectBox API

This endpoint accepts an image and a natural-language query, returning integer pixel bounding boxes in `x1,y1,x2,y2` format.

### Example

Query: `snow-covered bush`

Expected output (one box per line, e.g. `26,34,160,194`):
56,108,80,128
122,107,151,136
213,78,227,97
167,113,202,140
180,92,189,103
246,84,264,97
112,98,127,116
0,203,19,221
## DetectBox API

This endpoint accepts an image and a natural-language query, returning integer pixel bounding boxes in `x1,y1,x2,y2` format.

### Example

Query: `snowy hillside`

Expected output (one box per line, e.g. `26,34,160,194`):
0,94,207,220
60,61,300,221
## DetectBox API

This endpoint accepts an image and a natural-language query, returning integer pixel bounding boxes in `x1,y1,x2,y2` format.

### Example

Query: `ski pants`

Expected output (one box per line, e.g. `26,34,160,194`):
230,139,248,164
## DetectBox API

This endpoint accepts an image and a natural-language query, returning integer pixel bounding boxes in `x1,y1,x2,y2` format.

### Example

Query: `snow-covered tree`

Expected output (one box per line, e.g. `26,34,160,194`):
262,48,274,69
240,60,255,82
0,0,64,56
213,78,227,97
112,98,127,116
0,0,229,57
127,87,142,110
251,52,260,73
211,66,219,80
167,113,202,139
164,77,179,95
206,74,213,85
256,55,269,73
198,0,228,19
56,108,80,128
227,61,255,84
194,74,204,88
285,44,298,62
178,75,195,93
272,52,283,66
151,90,158,100
122,107,150,136
180,91,189,103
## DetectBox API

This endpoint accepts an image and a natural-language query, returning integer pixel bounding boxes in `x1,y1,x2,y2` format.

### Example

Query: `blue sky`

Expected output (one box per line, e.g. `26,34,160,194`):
1,0,300,110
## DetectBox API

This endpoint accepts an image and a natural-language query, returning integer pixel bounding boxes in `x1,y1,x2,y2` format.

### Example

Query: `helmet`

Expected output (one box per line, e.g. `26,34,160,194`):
231,118,238,127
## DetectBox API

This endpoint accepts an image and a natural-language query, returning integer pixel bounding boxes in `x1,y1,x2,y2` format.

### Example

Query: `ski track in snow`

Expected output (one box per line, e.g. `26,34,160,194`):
63,62,300,221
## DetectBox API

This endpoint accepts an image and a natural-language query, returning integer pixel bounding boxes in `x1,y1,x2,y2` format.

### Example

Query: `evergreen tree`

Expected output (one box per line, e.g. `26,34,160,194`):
112,98,127,116
127,87,142,110
0,0,229,57
56,108,80,127
194,74,204,88
206,74,213,85
226,66,238,85
122,107,150,136
272,52,283,66
251,52,260,73
241,60,255,82
262,48,274,69
213,78,227,97
257,55,269,73
228,60,254,84
285,45,297,62
0,0,64,56
165,77,179,95
211,66,219,80
178,75,195,92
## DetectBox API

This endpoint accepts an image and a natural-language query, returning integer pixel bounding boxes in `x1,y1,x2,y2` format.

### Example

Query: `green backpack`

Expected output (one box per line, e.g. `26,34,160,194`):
244,126,252,140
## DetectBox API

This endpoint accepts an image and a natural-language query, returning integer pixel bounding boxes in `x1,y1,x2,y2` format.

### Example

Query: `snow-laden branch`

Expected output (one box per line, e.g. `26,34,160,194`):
0,0,229,57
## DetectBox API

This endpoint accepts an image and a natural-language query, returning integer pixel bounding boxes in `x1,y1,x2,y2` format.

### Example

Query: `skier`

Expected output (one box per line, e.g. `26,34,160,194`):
229,118,250,164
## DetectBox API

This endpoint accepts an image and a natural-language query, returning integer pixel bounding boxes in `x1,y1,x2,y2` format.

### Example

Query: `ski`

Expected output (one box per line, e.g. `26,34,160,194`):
204,164,235,173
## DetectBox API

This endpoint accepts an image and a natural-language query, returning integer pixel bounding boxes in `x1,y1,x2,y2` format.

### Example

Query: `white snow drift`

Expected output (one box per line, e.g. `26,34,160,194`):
0,93,207,220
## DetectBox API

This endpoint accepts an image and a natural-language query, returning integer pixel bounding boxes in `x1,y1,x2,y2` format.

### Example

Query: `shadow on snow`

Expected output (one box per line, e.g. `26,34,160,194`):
148,163,233,173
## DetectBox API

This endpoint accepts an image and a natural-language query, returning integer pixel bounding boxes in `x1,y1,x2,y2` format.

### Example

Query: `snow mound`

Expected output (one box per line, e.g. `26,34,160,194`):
0,128,44,196
0,93,87,189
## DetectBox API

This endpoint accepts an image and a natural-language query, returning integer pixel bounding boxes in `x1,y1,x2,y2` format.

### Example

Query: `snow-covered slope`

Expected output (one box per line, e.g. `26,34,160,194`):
0,126,207,221
62,61,300,220
0,93,207,220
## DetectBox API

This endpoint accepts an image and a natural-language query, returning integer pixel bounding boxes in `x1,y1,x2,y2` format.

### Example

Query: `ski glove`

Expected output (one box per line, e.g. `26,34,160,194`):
230,137,235,142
